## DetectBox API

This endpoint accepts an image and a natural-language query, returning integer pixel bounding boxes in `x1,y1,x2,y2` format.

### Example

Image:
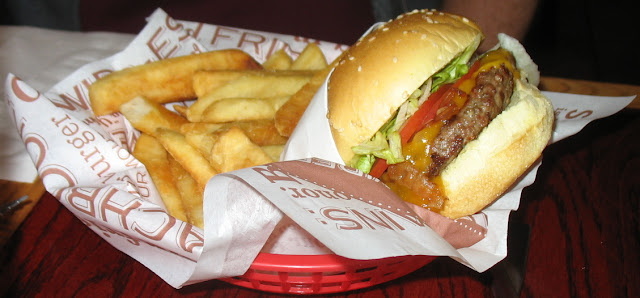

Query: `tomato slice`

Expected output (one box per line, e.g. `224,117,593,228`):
369,158,388,178
398,84,452,144
368,60,482,178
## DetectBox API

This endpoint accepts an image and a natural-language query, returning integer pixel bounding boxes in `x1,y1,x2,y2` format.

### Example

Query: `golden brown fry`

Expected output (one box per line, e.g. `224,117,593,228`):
186,72,313,122
275,51,343,136
262,49,293,70
291,43,328,71
181,120,288,146
155,128,218,190
274,66,333,136
200,96,290,123
209,127,274,172
261,145,284,162
192,70,247,98
89,49,262,115
133,133,188,222
168,155,204,229
192,69,314,98
183,128,221,164
120,96,188,137
172,104,189,118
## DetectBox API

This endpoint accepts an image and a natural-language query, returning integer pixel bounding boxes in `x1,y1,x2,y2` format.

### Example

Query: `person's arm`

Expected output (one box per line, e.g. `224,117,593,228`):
441,0,539,52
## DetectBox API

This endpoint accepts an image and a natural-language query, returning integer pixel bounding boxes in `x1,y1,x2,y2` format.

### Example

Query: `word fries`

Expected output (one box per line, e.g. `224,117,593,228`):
95,45,336,228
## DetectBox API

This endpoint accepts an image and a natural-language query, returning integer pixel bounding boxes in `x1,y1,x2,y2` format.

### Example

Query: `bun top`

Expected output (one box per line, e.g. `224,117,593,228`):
327,10,483,164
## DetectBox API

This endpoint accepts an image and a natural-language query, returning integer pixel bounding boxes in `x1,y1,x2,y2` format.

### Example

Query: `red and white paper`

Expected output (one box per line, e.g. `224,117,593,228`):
4,8,635,288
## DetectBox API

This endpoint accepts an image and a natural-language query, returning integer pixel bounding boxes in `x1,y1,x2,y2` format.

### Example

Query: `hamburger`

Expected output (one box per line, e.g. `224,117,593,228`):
327,10,554,219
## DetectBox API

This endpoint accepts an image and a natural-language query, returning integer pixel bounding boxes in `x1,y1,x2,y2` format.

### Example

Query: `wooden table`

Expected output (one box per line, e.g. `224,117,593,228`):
1,77,638,297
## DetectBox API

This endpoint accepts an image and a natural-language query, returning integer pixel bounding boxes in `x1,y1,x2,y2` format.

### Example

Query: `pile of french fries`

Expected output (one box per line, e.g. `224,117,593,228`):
89,44,335,229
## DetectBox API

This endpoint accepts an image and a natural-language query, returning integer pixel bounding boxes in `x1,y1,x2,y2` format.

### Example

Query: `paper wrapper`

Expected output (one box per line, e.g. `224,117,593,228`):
4,8,636,288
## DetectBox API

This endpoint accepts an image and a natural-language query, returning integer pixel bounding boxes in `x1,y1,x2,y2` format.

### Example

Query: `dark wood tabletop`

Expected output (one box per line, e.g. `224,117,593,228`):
1,77,638,297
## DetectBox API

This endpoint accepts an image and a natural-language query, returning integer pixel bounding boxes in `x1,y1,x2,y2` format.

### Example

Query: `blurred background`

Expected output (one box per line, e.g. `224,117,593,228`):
2,0,639,85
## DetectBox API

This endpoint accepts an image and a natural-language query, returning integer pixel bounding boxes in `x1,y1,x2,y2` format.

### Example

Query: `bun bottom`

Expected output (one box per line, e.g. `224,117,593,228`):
439,80,554,219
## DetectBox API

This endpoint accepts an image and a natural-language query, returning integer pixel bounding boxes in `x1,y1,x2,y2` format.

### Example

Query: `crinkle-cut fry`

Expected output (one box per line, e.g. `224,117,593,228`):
291,43,328,71
186,72,313,122
181,120,288,146
133,133,188,222
262,49,293,70
89,49,262,115
209,127,274,173
120,96,188,137
168,155,204,229
155,128,218,190
200,96,290,123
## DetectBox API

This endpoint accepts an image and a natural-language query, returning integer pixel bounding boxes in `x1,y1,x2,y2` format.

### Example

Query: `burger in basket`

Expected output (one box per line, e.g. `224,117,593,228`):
326,10,554,219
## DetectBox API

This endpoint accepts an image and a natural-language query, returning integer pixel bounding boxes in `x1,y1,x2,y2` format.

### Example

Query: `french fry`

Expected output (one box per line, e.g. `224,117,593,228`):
200,96,290,123
133,133,188,222
168,156,204,229
291,43,328,71
275,50,344,136
261,145,285,162
274,66,333,136
193,69,314,98
181,120,288,146
262,49,293,70
155,128,218,190
192,70,247,98
120,96,188,137
209,127,274,172
172,104,189,118
183,128,222,164
186,72,313,122
89,49,262,115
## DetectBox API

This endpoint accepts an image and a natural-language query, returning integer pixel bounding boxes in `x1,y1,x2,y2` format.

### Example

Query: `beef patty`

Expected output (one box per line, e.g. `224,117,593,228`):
428,63,515,177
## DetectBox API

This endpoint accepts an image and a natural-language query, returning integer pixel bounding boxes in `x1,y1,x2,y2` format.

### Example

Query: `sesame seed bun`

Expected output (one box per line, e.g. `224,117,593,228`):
327,10,483,163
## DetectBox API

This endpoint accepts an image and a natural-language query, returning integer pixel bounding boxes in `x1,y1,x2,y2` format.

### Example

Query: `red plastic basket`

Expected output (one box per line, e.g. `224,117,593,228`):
219,253,436,294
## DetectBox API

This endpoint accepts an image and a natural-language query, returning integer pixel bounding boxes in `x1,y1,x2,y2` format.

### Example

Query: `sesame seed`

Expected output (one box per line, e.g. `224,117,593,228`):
462,17,469,23
357,65,362,72
392,56,398,63
369,36,376,42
